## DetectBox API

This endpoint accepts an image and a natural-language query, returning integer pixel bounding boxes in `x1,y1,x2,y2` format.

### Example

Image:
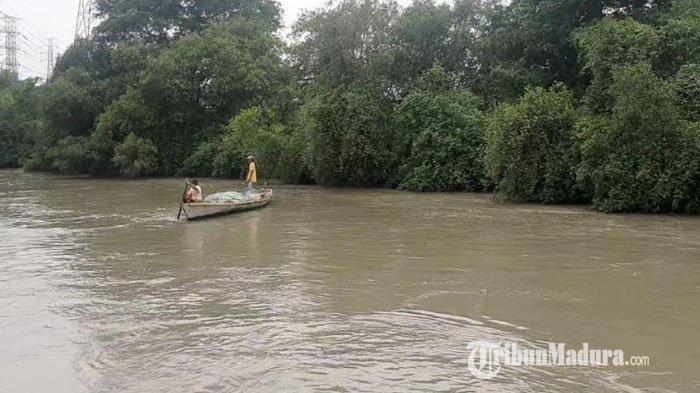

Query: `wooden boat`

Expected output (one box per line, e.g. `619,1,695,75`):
178,189,273,221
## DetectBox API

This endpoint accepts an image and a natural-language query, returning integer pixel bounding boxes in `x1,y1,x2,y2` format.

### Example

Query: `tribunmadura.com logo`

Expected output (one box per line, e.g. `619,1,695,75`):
467,341,651,380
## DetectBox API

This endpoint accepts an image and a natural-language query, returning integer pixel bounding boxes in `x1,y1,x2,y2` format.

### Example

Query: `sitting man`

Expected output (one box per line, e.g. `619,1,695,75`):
184,179,204,203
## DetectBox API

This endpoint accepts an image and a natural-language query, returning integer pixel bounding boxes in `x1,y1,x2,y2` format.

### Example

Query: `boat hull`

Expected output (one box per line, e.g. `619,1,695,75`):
179,190,272,221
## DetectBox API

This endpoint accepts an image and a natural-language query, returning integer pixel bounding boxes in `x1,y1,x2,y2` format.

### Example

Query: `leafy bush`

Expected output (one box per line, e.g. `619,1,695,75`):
40,68,104,139
88,89,158,175
574,18,659,112
22,152,50,172
579,64,700,213
485,84,583,203
133,19,290,174
178,141,218,178
217,107,306,182
0,99,29,168
112,133,158,177
395,89,485,191
674,63,700,121
46,136,93,174
180,107,307,183
86,126,117,176
0,75,45,168
658,0,700,75
95,89,157,142
302,85,397,186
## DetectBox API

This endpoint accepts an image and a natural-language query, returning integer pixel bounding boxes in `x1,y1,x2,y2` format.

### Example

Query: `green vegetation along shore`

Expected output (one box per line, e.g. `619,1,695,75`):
0,0,698,213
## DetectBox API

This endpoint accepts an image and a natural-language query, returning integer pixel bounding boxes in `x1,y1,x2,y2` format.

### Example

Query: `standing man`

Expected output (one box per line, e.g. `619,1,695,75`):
246,155,258,191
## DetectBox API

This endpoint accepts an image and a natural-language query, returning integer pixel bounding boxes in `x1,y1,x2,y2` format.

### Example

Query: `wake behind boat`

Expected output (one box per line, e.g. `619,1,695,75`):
178,189,273,221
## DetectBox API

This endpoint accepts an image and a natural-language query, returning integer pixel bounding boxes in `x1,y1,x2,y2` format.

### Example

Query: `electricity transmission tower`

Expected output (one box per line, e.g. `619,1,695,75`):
2,14,18,77
75,0,94,39
45,38,54,81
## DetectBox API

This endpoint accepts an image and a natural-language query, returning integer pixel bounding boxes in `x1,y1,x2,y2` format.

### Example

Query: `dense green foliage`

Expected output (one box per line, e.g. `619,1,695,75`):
396,68,485,191
674,63,700,121
1,0,698,213
0,72,42,167
485,85,583,203
658,0,700,75
579,64,699,213
94,0,281,43
111,19,288,174
575,17,660,112
180,107,306,183
46,136,92,174
302,85,397,186
112,133,159,177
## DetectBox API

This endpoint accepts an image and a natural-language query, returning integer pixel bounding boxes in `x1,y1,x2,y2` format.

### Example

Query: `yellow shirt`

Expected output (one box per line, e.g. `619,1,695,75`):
247,162,257,183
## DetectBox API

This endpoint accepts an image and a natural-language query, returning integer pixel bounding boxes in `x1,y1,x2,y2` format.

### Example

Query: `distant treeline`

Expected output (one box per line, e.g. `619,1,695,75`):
0,0,698,213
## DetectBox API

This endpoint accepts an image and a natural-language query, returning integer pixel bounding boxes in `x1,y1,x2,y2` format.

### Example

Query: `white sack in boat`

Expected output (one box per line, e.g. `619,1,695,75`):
204,191,251,203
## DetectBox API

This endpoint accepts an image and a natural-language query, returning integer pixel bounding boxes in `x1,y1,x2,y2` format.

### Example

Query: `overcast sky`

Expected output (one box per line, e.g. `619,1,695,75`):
0,0,416,80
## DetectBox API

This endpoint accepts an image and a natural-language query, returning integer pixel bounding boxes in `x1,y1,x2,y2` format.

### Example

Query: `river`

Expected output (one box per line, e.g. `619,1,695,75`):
0,170,698,392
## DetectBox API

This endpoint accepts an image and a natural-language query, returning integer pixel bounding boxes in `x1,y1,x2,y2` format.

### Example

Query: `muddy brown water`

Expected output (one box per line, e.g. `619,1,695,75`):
1,170,698,392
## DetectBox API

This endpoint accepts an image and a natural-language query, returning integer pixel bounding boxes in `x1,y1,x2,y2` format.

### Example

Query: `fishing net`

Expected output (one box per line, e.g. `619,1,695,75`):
204,191,252,203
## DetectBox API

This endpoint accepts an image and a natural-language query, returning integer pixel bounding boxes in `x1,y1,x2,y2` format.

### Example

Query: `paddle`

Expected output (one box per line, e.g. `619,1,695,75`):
176,180,190,220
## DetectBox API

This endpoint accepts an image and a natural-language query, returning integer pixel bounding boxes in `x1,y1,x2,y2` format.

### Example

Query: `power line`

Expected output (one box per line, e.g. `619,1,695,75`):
19,35,43,55
18,48,42,61
0,2,54,45
19,31,44,47
18,19,45,42
18,18,67,57
19,64,43,77
0,5,63,81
